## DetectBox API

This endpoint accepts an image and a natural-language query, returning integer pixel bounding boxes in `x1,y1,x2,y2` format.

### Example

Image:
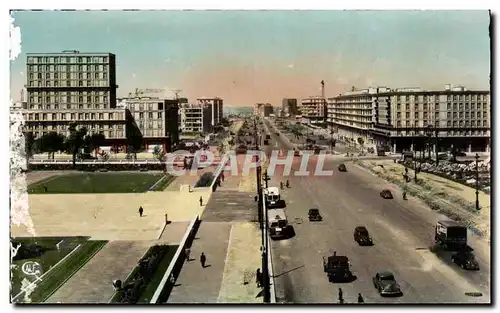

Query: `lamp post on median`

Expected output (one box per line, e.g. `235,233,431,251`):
261,170,271,303
475,153,480,211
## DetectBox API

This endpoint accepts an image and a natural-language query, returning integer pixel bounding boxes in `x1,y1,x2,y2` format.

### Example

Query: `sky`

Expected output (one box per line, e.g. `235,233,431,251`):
10,10,491,107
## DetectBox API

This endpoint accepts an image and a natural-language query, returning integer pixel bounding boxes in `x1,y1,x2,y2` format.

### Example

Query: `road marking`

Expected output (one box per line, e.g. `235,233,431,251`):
227,202,238,205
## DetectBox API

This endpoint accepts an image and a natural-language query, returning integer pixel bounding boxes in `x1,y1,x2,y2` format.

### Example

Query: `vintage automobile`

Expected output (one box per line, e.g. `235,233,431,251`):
373,271,403,296
338,164,347,172
380,189,393,199
294,149,302,157
308,208,323,222
323,255,354,283
452,251,480,270
354,226,373,246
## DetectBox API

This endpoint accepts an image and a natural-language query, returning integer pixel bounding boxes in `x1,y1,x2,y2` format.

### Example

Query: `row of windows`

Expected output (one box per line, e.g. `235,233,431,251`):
28,80,110,88
30,72,108,80
31,130,125,140
129,103,165,111
28,103,110,110
30,95,109,104
29,91,108,97
133,112,164,119
395,120,488,127
28,56,109,64
395,111,488,119
25,123,123,131
24,112,124,121
393,130,488,137
394,94,488,102
142,129,166,137
28,64,109,72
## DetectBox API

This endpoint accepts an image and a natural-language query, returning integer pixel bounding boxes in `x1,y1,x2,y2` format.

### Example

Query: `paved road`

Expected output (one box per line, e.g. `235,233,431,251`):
262,119,490,304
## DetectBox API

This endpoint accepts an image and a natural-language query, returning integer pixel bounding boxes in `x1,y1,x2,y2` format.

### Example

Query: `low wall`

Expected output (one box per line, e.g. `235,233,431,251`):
150,215,201,304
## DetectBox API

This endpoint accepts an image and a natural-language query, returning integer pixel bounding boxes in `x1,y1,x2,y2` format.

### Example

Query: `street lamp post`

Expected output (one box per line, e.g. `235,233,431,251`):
261,171,271,303
475,153,480,211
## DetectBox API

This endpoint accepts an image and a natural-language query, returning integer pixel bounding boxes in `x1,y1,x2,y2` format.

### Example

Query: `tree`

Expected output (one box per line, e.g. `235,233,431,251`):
66,122,88,168
88,133,106,157
38,132,65,159
357,137,365,152
152,145,166,163
23,132,35,168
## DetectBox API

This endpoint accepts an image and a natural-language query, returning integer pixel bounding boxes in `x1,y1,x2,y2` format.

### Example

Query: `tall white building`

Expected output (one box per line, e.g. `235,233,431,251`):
179,103,213,134
196,97,223,127
300,96,327,124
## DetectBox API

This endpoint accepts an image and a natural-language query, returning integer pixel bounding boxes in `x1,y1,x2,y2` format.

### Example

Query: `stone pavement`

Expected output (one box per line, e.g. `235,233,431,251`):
357,159,491,240
167,222,232,303
202,191,258,223
217,222,262,303
11,189,212,240
46,240,152,303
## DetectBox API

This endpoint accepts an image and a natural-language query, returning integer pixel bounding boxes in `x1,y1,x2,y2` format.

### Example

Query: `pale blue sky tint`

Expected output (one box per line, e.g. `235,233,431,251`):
10,10,490,106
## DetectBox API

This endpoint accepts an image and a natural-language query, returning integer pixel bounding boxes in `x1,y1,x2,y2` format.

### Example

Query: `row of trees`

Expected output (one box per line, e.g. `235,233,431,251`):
24,122,143,168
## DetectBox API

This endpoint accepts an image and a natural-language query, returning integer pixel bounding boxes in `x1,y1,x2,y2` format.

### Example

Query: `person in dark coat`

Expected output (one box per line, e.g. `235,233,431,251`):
256,269,263,287
199,196,203,206
138,206,144,217
338,288,343,302
357,293,364,303
200,252,207,268
254,195,258,202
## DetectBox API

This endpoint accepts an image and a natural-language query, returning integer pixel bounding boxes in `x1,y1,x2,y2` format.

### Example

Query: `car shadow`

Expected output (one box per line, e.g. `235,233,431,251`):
329,275,358,284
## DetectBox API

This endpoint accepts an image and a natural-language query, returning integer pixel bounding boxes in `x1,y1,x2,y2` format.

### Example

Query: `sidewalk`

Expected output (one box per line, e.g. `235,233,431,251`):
356,159,490,240
167,222,232,303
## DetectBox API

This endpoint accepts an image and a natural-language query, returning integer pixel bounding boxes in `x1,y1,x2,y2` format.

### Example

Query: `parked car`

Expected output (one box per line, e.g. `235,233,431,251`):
373,271,403,296
452,251,480,270
338,164,347,172
308,208,323,221
354,226,373,246
380,189,393,199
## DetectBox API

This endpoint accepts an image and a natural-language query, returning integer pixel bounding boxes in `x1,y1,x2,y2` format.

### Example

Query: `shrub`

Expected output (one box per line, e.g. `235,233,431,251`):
195,172,214,188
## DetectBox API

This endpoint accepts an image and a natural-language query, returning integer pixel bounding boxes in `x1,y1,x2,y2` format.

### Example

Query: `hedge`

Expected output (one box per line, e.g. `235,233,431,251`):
195,172,214,188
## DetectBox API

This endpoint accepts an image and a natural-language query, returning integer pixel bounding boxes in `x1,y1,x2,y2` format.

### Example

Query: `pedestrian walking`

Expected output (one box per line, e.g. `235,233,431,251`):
357,293,364,303
200,252,207,268
256,269,263,287
254,195,258,202
338,288,343,302
138,206,144,217
185,247,191,261
199,196,203,206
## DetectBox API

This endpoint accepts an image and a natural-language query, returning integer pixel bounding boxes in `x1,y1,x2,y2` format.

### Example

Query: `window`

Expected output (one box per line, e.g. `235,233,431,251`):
453,103,457,110
453,112,458,119
91,113,95,120
79,81,83,87
453,121,457,127
78,57,83,63
109,113,114,119
397,103,401,110
85,113,89,119
99,113,103,119
103,73,107,79
103,96,107,102
483,112,487,118
453,95,457,101
465,112,469,119
79,104,83,109
67,104,71,109
405,112,410,119
459,112,463,118
149,112,153,119
483,103,487,110
139,112,144,119
158,112,162,119
87,96,91,103
87,103,92,109
447,121,451,127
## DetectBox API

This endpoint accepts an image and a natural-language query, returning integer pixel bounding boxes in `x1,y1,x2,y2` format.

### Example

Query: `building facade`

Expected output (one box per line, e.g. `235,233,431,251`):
118,97,179,152
328,85,491,153
196,97,223,127
300,96,327,125
282,98,299,116
179,103,213,134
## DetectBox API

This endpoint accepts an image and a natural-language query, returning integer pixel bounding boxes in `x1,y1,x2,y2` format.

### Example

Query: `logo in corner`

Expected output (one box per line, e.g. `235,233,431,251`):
21,261,42,276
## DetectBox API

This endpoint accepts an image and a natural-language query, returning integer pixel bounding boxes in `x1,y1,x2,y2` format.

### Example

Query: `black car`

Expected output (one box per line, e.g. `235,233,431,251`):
308,208,323,221
373,271,403,297
338,164,347,172
354,226,373,246
380,189,393,199
452,251,480,270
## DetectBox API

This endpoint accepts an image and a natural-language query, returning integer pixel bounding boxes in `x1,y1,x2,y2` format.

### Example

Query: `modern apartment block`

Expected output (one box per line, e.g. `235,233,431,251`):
253,103,273,117
118,97,179,152
179,103,213,134
300,96,327,125
22,51,135,142
196,97,223,127
282,98,299,116
328,85,491,153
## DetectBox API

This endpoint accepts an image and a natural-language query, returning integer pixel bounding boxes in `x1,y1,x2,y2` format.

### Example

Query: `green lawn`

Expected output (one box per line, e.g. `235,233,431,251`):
149,175,175,191
110,245,178,304
137,245,178,303
27,173,166,194
10,236,107,303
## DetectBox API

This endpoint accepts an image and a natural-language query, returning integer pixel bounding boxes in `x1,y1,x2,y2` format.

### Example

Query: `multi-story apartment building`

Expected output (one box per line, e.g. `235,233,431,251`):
282,98,299,116
118,97,179,152
300,96,327,125
22,51,137,145
179,103,213,134
328,85,491,153
253,103,273,117
196,97,223,127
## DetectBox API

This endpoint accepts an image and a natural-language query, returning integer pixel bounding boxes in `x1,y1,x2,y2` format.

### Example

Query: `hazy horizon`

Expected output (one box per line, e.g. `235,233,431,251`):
10,10,491,107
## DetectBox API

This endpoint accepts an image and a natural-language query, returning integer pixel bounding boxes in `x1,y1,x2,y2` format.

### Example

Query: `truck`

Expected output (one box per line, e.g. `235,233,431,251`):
264,187,282,208
268,209,294,240
435,220,468,250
